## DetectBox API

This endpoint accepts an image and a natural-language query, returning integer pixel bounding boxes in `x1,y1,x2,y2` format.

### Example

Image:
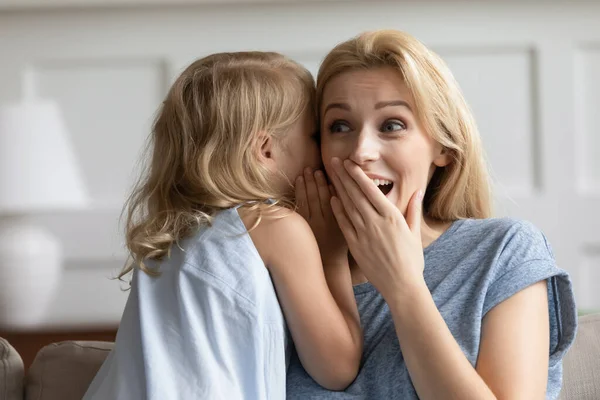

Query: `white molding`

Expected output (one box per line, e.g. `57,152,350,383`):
0,0,575,12
0,0,357,11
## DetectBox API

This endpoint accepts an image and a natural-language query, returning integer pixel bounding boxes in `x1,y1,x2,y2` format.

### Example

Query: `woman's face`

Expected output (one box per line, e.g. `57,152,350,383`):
320,67,450,216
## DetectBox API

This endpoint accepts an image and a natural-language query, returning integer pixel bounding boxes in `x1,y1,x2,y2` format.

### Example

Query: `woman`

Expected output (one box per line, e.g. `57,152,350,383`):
290,30,577,399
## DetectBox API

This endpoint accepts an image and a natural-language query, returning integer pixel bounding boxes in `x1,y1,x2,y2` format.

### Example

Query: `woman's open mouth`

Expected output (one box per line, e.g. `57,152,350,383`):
372,179,394,196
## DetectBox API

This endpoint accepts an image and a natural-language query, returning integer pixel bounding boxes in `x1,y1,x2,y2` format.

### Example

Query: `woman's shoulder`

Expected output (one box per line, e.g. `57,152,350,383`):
430,217,555,274
431,217,568,313
457,216,542,237
453,217,551,254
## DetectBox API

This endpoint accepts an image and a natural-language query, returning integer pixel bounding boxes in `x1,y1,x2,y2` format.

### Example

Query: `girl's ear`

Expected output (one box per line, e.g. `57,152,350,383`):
256,132,277,170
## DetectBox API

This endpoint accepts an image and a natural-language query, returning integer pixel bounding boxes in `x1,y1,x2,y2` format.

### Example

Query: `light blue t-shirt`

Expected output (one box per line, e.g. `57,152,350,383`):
83,207,288,400
287,218,578,400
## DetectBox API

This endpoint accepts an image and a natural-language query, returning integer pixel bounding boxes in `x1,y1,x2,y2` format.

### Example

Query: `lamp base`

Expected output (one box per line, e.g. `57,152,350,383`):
0,216,62,329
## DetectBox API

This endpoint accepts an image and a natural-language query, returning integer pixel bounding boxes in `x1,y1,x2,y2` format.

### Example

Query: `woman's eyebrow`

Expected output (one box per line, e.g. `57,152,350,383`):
323,102,351,115
374,100,412,111
323,100,412,116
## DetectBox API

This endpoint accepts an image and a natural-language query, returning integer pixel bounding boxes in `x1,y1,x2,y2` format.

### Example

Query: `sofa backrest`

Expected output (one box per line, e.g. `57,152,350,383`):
1,313,599,400
25,341,113,400
560,313,600,400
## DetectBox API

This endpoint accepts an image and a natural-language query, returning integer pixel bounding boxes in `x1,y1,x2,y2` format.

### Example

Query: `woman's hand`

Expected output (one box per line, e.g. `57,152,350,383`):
328,157,425,299
295,167,348,266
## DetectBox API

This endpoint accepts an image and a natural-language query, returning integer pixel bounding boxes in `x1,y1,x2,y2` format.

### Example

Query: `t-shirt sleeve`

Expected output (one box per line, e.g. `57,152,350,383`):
482,221,578,369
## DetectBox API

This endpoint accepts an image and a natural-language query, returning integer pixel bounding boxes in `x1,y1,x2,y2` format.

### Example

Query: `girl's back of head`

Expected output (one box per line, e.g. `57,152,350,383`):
123,51,316,276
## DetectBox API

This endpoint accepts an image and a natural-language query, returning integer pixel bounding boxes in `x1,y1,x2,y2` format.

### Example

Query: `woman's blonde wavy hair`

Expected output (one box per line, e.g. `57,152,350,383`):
120,51,315,278
317,30,492,221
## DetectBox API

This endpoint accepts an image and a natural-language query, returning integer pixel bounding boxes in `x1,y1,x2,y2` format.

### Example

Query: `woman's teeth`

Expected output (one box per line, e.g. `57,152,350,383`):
372,179,393,195
372,178,392,187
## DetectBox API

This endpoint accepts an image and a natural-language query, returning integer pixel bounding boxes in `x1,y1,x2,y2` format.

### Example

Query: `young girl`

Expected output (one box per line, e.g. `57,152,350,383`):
286,30,577,399
83,52,362,400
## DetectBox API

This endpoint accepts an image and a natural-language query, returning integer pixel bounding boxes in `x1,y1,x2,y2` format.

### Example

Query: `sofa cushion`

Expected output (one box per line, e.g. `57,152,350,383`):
560,313,600,400
0,337,24,400
25,341,113,400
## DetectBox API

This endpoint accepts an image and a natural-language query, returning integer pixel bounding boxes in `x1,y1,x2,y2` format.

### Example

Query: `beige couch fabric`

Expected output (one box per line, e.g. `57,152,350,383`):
560,313,600,400
0,314,599,399
0,337,24,400
25,341,112,400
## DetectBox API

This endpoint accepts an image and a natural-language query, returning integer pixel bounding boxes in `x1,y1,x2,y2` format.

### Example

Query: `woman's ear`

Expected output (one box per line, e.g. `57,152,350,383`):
433,146,451,167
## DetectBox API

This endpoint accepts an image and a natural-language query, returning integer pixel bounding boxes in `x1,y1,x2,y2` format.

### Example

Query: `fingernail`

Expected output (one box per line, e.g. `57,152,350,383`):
417,190,424,201
315,170,323,177
305,167,312,174
297,176,303,183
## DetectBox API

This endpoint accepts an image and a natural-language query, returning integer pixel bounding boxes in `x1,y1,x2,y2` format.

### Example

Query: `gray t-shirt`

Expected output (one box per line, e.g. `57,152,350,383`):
286,218,578,399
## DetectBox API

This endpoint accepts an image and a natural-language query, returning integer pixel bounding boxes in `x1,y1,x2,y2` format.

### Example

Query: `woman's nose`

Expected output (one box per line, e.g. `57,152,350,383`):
349,131,380,165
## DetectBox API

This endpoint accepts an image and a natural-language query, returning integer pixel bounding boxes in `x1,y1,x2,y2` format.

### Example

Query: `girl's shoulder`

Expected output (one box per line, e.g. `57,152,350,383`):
237,204,306,234
239,205,319,267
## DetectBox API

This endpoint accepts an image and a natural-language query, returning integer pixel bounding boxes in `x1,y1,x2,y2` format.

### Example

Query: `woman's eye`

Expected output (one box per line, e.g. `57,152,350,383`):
329,121,351,133
381,120,406,133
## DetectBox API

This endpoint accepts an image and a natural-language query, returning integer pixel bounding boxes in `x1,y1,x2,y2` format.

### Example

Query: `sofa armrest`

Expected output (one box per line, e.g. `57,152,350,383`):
560,313,600,400
0,337,24,400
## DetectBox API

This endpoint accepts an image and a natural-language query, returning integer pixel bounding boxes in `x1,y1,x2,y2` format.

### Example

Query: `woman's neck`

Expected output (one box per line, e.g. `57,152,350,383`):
348,215,453,286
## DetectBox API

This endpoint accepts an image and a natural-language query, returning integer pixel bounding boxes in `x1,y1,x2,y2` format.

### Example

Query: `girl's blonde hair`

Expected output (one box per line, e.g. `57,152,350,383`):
317,30,492,220
121,51,315,278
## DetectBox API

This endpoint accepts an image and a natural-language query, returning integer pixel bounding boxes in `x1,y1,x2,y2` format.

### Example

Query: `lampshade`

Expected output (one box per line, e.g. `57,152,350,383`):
0,100,88,213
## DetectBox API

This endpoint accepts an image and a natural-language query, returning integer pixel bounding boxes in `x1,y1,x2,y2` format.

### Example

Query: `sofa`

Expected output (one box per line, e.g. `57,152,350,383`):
2,314,600,400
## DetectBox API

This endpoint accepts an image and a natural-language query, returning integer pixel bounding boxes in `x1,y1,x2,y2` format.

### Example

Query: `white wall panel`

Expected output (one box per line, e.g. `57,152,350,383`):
34,58,168,206
0,0,598,328
441,48,539,196
575,46,600,195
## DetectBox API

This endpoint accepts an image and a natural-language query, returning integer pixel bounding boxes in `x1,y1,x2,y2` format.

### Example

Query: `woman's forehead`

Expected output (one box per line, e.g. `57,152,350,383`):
321,68,415,111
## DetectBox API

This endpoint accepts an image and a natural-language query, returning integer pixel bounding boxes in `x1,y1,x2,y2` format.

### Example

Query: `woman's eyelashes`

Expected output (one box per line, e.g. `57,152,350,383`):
326,118,407,134
328,120,351,134
381,119,406,133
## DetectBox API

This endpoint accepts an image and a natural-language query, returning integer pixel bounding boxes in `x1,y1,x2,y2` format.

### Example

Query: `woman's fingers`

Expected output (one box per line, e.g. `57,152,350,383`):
329,184,336,197
314,170,331,217
342,160,393,216
331,158,376,221
406,189,424,235
329,160,364,228
304,168,322,219
330,196,357,243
